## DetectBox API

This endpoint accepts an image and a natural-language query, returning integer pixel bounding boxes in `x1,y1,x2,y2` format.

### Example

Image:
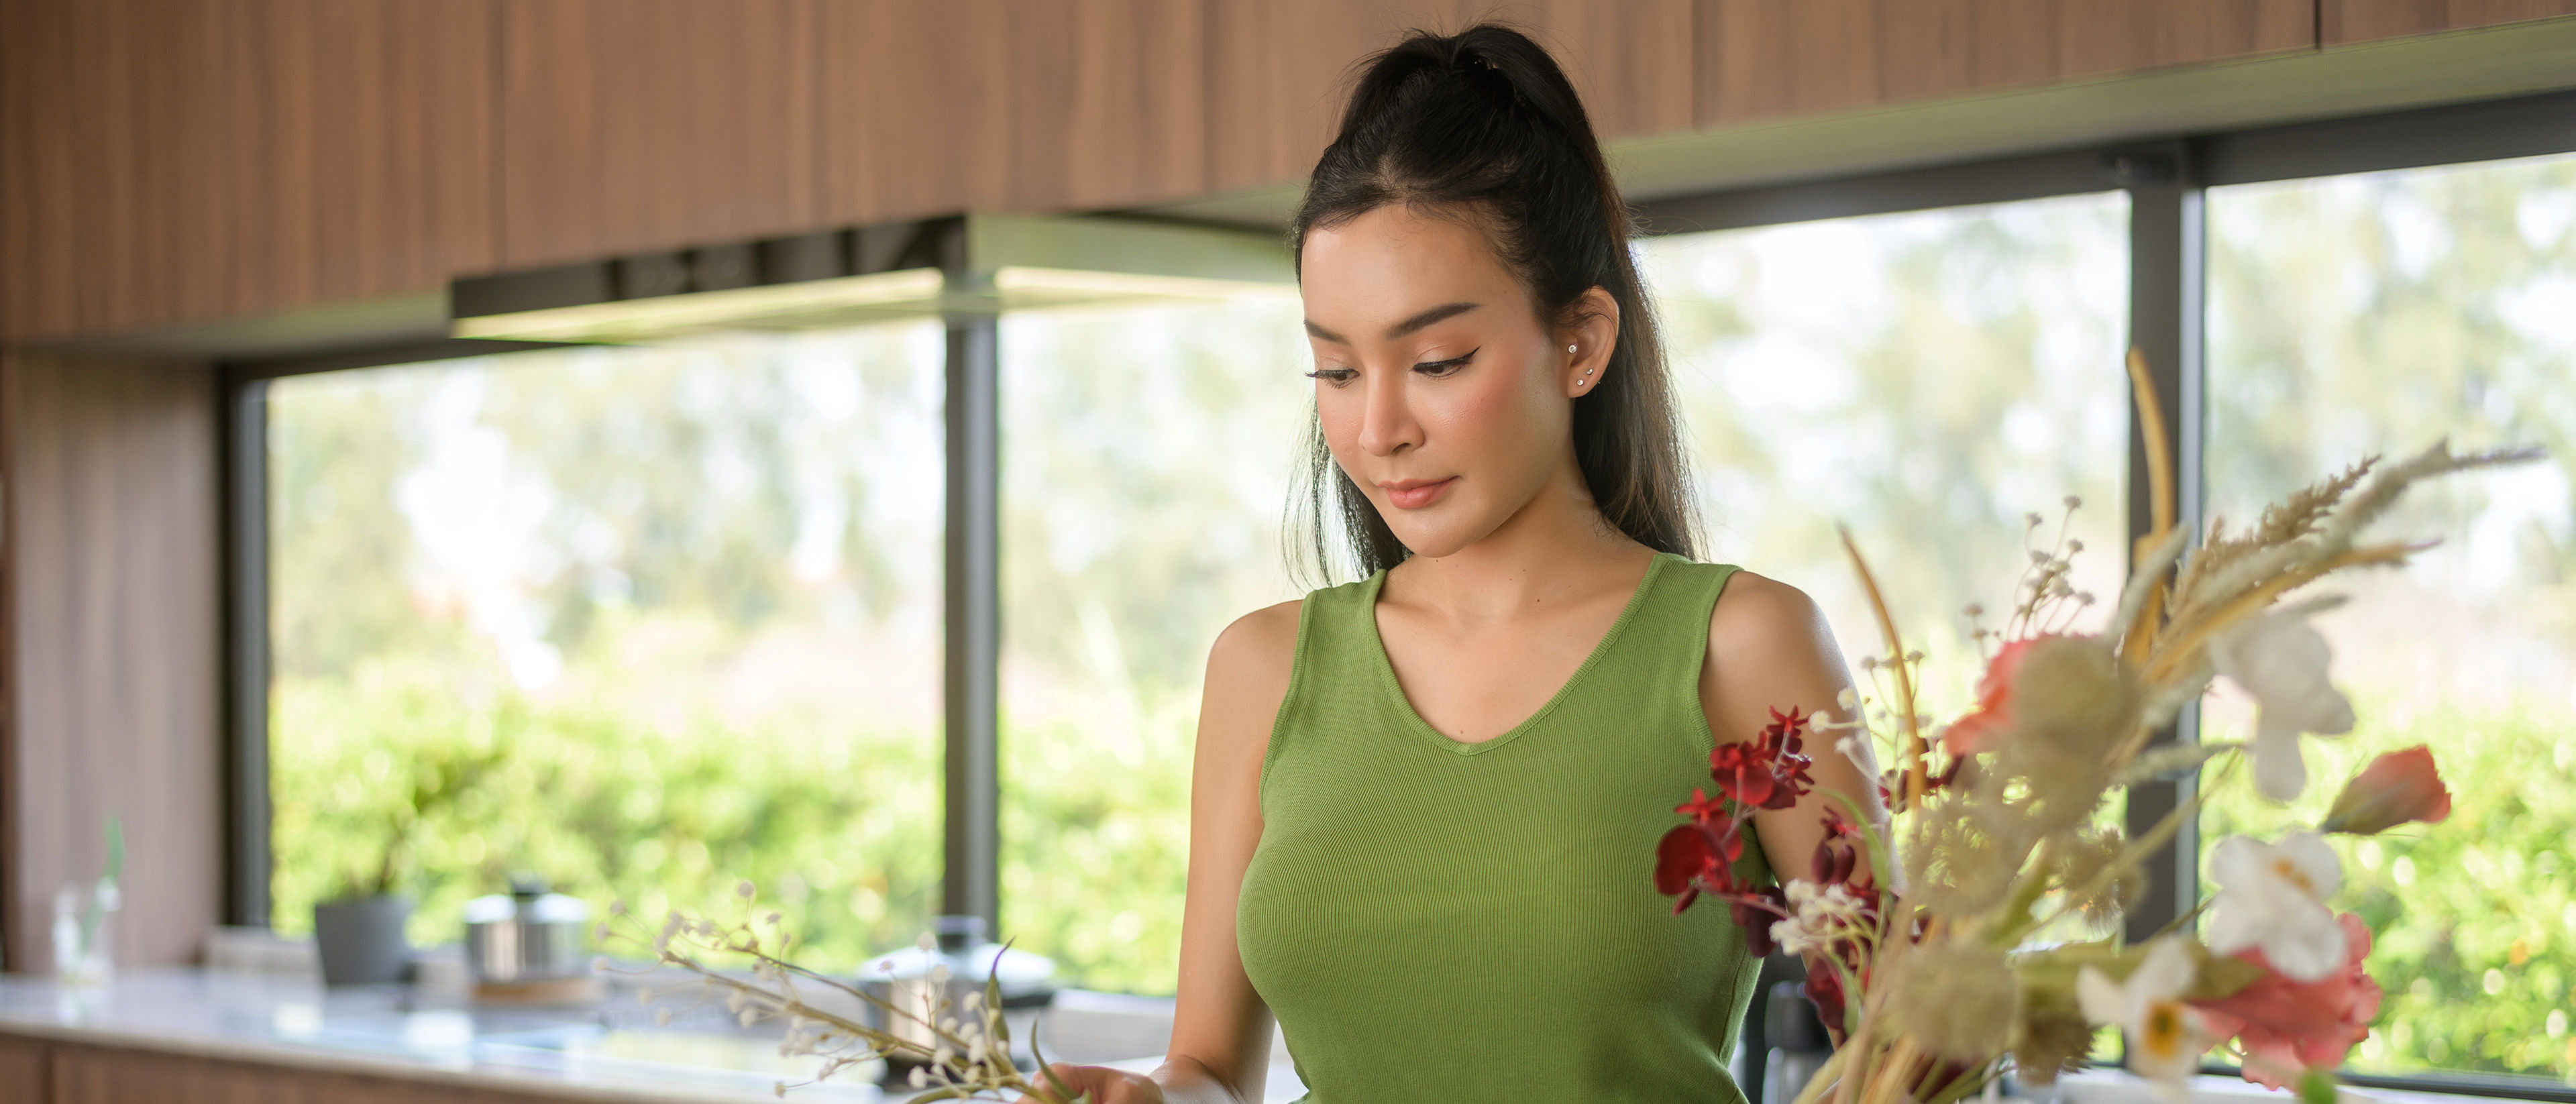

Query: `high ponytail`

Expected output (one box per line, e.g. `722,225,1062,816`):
1287,23,1697,583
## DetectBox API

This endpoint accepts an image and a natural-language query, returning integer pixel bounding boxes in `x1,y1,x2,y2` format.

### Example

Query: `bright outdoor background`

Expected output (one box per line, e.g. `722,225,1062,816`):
996,296,1309,991
268,325,949,969
2198,150,2576,1082
1642,191,2131,724
268,152,2571,1080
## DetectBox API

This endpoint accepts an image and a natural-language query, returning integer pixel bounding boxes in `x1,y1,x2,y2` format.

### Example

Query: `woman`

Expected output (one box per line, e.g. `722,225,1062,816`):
1038,25,1880,1104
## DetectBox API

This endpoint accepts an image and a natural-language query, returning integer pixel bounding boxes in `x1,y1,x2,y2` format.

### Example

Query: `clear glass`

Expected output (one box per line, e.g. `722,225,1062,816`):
1639,192,2132,723
2200,152,2576,1082
997,296,1310,993
266,325,946,970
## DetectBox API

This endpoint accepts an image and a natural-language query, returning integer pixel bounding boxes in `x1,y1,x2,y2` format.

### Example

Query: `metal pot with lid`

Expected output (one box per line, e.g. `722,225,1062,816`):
859,915,1057,1052
464,875,590,986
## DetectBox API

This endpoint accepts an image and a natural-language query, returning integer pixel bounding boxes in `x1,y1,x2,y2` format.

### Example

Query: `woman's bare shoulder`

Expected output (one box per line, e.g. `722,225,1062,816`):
1709,570,1833,653
1705,570,1851,704
1201,600,1304,733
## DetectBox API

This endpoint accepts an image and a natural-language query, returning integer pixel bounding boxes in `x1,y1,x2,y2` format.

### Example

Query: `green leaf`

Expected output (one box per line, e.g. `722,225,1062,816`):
2297,1067,2338,1104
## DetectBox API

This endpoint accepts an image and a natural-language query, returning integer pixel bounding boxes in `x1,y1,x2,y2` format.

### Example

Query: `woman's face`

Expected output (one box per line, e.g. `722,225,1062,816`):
1299,204,1613,559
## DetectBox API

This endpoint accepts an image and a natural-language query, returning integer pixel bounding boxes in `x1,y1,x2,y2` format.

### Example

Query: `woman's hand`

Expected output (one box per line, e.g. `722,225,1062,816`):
1016,1063,1167,1104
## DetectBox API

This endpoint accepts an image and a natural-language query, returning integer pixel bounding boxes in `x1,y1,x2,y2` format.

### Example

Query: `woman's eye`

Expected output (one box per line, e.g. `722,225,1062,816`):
1412,347,1478,377
1304,366,1358,386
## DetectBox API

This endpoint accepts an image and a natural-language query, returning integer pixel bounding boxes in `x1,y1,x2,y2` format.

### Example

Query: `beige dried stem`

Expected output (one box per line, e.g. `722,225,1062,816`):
2121,347,2178,668
1839,525,1926,811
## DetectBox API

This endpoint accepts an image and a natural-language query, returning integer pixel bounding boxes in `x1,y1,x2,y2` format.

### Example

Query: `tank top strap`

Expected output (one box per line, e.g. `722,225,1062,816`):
1613,556,1741,754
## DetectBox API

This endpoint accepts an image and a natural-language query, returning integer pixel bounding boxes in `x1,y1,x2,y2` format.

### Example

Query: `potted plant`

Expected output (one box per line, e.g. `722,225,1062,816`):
312,736,500,986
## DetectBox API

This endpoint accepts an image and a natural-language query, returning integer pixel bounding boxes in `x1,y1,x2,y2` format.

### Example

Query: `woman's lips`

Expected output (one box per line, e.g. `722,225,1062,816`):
1380,477,1456,510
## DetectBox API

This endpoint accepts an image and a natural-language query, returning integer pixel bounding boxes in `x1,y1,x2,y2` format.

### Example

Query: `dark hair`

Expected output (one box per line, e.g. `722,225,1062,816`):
1287,23,1697,584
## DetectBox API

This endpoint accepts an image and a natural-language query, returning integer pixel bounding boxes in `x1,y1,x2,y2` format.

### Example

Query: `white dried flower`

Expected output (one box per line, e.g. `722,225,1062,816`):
2077,939,2206,1098
2206,832,2347,981
2209,598,2355,800
909,1066,928,1088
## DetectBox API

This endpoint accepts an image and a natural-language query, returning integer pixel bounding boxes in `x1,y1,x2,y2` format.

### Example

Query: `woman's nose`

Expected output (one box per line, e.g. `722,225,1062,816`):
1355,368,1421,457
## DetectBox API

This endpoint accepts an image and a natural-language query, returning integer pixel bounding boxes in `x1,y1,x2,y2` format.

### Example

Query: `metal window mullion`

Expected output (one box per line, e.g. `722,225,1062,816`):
2119,144,2208,947
221,373,272,929
943,309,1002,938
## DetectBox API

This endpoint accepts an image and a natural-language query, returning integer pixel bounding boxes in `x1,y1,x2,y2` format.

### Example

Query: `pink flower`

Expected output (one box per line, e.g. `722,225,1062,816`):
1944,638,2044,755
2321,746,2451,835
2190,912,2383,1089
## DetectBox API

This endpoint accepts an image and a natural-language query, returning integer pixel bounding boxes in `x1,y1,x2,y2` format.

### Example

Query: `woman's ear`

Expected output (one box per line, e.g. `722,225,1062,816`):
1560,286,1621,398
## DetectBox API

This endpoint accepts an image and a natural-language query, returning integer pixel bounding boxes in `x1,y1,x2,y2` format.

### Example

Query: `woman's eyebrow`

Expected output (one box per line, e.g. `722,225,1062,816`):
1302,301,1482,345
1385,302,1478,339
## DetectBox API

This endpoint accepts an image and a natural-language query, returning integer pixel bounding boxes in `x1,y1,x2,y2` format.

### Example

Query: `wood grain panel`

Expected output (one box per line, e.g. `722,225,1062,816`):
0,1035,46,1101
1208,1,1696,194
225,0,497,316
820,0,1013,222
2324,0,2576,42
0,0,231,340
1698,0,1881,124
828,0,1216,219
41,1040,596,1104
2,353,223,974
2053,0,2312,76
499,0,820,267
1049,0,1211,210
1701,0,2312,124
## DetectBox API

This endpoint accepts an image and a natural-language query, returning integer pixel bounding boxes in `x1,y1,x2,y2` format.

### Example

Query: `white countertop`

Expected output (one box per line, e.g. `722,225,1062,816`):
0,968,1185,1103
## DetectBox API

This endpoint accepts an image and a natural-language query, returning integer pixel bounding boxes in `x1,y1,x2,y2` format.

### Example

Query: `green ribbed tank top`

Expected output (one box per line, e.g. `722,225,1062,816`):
1236,553,1772,1103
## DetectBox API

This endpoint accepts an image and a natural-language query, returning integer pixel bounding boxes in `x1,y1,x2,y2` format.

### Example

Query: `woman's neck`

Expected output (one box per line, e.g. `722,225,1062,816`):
1383,463,1656,626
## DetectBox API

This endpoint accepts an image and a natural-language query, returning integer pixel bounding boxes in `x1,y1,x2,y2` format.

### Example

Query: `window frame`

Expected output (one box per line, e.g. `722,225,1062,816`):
221,87,2576,1099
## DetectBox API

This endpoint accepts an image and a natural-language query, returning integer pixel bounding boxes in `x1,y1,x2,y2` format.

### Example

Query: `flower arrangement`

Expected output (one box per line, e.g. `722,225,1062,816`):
1656,352,2536,1103
606,883,1090,1102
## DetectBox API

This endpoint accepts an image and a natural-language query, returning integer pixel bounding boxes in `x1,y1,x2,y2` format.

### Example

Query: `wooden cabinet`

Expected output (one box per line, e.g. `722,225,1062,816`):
1,0,2568,341
1206,0,1697,194
820,0,1210,223
497,0,822,268
1697,0,2315,123
2,353,223,974
226,0,498,317
0,0,232,341
2322,0,2576,42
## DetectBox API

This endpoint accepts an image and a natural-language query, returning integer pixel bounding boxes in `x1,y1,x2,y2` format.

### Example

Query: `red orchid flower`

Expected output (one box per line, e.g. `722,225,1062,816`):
1710,707,1817,810
1654,822,1743,911
1731,884,1790,957
1811,807,1868,886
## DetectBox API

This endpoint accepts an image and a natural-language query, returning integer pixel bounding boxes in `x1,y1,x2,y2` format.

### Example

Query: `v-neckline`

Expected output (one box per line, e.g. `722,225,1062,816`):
1362,553,1672,757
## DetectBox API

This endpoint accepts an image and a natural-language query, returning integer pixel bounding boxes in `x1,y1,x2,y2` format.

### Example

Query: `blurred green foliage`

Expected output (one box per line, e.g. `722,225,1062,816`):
2203,697,2576,1081
270,653,941,969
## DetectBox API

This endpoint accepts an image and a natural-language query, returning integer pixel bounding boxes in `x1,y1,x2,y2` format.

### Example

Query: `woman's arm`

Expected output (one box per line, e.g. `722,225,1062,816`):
1701,572,1888,896
1030,600,1301,1104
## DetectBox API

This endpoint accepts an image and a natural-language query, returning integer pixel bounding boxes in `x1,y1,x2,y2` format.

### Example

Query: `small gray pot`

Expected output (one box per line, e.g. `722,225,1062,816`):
313,895,413,986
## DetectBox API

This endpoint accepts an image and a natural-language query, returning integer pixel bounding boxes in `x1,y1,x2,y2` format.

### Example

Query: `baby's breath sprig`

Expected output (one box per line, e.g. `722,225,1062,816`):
599,884,1087,1103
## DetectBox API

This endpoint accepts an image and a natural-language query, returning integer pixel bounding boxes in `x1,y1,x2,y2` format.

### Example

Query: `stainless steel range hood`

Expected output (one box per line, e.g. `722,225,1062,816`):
447,214,1296,344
